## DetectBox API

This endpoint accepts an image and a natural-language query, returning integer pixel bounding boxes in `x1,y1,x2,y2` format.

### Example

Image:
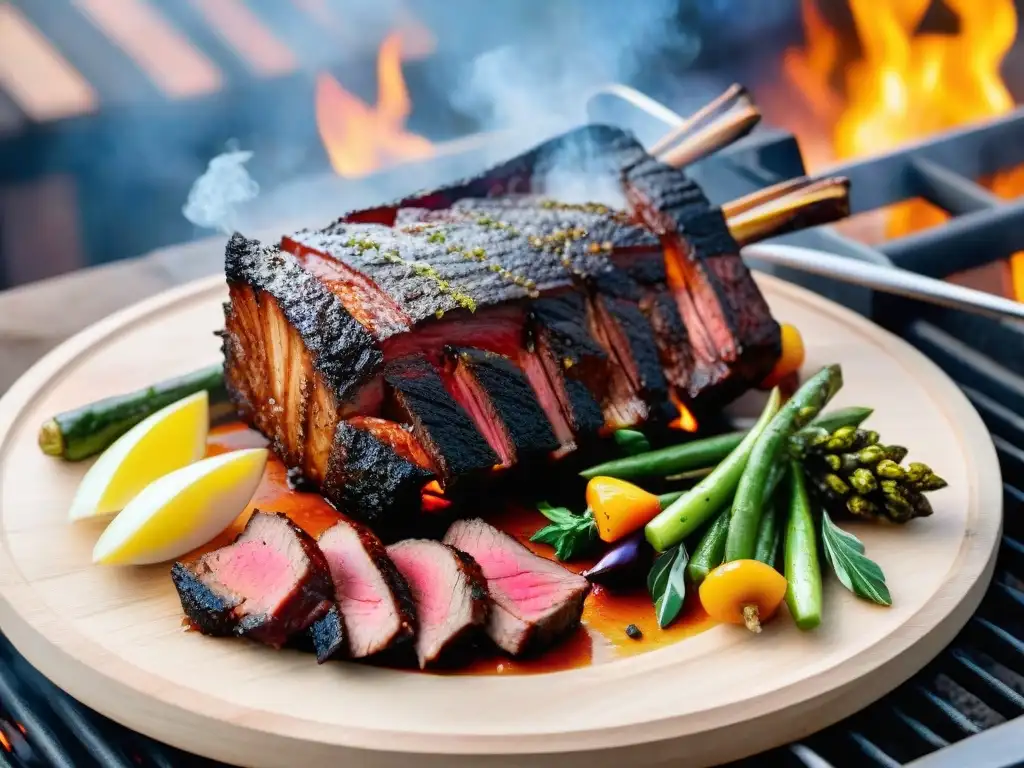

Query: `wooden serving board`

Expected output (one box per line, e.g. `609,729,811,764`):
0,269,1002,768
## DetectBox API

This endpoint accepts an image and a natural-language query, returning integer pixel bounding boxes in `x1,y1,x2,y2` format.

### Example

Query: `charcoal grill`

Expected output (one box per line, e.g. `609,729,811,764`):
0,85,1022,767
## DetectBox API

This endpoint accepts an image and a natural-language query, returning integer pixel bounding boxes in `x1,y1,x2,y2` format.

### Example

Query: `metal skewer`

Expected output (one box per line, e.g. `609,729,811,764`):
743,244,1024,323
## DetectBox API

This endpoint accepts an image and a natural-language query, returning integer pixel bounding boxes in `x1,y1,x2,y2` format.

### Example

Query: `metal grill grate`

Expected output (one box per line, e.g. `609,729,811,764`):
0,92,1022,767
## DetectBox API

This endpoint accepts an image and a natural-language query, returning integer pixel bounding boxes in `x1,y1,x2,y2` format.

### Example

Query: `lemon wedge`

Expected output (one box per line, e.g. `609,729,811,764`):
69,391,209,521
93,447,268,565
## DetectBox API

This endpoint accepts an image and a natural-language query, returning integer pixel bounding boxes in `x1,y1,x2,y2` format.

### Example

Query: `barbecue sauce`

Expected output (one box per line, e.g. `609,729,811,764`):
200,422,715,674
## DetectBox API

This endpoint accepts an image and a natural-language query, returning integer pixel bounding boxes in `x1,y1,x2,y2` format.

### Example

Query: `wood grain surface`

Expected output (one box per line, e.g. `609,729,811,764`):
0,267,1002,768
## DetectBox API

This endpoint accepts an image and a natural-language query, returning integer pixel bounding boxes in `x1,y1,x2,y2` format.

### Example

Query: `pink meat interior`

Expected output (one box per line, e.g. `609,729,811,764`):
518,347,576,452
202,539,295,616
448,528,582,622
318,524,400,657
443,361,514,468
380,306,525,363
387,543,452,628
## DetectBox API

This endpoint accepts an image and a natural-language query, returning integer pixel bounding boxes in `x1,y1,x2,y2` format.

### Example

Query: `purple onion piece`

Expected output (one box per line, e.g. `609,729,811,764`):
582,530,653,588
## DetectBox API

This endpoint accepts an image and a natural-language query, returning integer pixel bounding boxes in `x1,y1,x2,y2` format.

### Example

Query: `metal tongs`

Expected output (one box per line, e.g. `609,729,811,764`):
592,83,1024,324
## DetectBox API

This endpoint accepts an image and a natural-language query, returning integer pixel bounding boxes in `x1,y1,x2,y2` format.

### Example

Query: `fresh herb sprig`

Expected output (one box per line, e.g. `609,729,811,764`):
530,502,597,561
821,511,892,606
647,543,689,628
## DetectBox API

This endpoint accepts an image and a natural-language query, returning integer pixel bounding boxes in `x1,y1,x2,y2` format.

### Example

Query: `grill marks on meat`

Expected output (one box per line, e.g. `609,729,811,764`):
622,156,781,402
527,294,617,435
385,540,490,668
443,518,590,656
383,355,499,482
445,348,560,467
322,417,436,533
171,511,333,649
309,519,416,661
400,199,693,412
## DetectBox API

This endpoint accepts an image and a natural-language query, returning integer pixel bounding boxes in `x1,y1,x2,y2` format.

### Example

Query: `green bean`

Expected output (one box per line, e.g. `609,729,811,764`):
613,429,652,456
724,365,843,562
686,508,730,584
580,431,746,480
806,406,873,435
751,462,788,568
645,388,781,552
583,407,870,482
784,461,823,630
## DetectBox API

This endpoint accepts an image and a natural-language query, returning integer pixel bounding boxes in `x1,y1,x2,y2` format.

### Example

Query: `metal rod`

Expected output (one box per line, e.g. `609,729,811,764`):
743,244,1024,322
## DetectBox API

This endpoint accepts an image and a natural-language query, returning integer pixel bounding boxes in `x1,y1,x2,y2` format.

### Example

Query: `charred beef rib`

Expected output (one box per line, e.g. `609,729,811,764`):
347,123,781,407
171,510,333,648
306,519,416,662
386,539,490,668
443,518,590,656
221,125,782,531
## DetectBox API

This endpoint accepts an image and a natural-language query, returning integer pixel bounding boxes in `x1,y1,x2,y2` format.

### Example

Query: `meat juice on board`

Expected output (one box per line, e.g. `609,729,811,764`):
197,422,715,674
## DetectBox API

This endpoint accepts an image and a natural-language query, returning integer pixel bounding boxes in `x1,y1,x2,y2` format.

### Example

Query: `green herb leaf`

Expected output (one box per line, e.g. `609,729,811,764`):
647,543,689,628
821,511,892,606
530,504,597,561
614,429,651,456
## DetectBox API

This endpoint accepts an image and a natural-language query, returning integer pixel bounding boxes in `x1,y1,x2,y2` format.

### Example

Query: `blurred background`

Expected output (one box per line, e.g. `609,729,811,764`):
1,0,1023,297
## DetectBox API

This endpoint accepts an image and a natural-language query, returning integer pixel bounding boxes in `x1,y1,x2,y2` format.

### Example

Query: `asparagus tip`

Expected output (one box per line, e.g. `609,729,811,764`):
38,420,64,457
742,604,762,634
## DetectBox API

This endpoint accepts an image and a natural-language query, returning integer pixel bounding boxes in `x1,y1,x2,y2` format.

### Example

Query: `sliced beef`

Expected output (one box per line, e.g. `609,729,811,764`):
322,416,437,535
588,274,676,426
171,510,333,649
443,518,590,656
385,540,490,668
307,519,416,661
383,354,499,483
526,294,610,439
445,348,560,468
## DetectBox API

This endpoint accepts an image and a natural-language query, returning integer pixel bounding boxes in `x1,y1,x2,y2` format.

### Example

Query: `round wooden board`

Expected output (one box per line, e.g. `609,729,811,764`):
0,264,1002,768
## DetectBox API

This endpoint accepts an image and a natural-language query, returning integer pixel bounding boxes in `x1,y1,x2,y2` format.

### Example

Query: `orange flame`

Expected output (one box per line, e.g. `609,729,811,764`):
782,0,1024,299
0,729,10,752
669,393,699,432
315,32,434,178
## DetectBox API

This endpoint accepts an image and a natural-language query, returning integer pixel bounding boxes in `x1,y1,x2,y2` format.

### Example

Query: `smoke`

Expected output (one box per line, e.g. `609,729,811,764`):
182,0,701,234
443,0,690,137
182,147,260,233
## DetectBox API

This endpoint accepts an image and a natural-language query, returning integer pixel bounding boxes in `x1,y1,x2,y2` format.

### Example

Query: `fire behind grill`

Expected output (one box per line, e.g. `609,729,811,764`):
1,100,1023,768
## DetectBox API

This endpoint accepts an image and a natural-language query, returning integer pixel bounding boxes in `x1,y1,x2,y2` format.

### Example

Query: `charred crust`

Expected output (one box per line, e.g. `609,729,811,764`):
529,294,608,367
600,296,675,423
223,233,382,405
341,124,646,225
453,349,560,458
305,604,348,663
383,355,499,480
447,545,491,624
641,291,694,393
322,421,435,534
170,561,240,637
